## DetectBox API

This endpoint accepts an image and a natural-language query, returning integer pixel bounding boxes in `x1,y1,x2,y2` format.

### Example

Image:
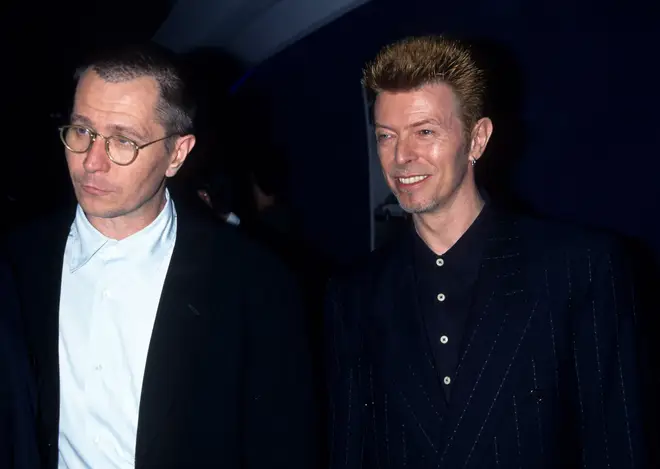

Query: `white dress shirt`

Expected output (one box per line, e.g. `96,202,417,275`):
58,191,177,469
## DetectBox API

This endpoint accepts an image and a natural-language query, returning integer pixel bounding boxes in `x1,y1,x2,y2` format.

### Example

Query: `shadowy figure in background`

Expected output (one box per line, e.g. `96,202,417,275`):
174,49,332,464
243,145,295,237
189,60,335,326
196,169,242,226
244,143,334,310
171,47,247,198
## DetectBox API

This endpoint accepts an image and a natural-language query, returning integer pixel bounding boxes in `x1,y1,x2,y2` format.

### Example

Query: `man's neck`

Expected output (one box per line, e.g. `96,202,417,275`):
412,186,484,256
88,190,168,241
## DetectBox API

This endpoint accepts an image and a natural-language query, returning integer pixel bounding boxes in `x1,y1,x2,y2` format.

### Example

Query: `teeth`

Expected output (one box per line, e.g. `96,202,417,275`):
398,175,428,184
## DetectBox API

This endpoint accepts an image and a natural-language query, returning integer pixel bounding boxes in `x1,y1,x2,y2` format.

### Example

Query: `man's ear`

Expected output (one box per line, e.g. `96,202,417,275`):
468,117,493,164
165,134,196,178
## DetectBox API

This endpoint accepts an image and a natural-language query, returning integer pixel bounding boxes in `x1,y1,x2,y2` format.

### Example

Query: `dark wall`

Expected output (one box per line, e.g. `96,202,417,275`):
240,0,659,267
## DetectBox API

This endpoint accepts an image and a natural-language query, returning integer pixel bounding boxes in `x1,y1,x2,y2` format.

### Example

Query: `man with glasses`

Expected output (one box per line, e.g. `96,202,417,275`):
3,43,318,469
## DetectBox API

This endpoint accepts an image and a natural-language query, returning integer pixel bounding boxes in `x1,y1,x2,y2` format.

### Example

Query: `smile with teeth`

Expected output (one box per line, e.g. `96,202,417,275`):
397,175,429,184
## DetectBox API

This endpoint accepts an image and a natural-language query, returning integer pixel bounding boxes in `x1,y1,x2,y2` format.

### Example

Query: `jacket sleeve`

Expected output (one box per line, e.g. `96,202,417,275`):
571,239,647,468
0,258,40,469
325,277,364,469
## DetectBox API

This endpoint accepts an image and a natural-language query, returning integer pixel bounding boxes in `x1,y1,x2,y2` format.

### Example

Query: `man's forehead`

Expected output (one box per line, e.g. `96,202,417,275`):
376,83,457,108
375,86,460,128
76,71,159,105
73,73,159,126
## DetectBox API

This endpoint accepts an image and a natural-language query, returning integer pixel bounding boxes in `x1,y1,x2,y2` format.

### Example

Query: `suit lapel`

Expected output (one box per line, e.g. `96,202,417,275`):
134,208,238,466
435,212,540,467
33,243,65,449
369,234,448,450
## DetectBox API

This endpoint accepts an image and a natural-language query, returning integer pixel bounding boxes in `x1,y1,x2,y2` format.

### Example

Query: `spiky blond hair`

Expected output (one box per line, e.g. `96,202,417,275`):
363,35,486,136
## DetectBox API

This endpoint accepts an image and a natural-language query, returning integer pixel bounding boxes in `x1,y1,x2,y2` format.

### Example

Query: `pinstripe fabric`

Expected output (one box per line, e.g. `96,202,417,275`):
325,210,647,468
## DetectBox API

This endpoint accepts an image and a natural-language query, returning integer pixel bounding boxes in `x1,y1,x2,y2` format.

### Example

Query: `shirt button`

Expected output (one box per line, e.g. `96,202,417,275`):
436,293,446,302
95,364,102,371
436,258,444,267
443,376,451,385
440,335,449,344
94,436,100,444
102,289,111,299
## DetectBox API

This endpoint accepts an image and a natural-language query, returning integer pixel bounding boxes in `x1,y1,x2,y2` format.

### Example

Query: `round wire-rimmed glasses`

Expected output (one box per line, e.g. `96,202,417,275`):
58,124,177,166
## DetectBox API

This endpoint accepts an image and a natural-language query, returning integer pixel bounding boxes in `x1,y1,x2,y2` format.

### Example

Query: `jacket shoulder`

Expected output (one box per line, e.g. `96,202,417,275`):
177,201,300,288
2,208,73,263
501,211,623,258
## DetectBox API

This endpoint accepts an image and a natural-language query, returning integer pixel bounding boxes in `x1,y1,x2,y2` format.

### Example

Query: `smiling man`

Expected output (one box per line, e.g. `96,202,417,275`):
324,36,647,468
3,43,318,469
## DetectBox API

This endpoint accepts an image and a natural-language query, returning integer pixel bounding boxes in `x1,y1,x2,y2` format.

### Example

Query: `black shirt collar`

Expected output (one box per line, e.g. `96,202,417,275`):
412,203,493,285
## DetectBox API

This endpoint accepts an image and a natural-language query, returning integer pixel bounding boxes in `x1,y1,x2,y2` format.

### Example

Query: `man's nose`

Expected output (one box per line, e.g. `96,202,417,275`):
394,138,417,165
82,138,111,173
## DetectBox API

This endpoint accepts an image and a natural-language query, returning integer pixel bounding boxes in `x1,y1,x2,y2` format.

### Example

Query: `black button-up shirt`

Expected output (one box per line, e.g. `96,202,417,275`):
412,205,492,401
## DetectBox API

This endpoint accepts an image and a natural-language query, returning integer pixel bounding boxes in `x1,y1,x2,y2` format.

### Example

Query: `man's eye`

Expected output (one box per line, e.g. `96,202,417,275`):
113,137,135,147
418,129,434,136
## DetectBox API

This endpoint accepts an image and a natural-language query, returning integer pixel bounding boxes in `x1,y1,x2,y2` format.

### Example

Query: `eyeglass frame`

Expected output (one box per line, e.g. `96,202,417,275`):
58,124,179,166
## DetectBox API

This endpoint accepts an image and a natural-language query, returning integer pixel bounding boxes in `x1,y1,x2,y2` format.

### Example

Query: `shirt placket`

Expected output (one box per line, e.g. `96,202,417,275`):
85,249,116,452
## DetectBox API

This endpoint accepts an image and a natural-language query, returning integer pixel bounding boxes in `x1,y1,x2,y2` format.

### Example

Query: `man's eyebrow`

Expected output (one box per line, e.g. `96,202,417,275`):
374,122,394,131
69,114,148,141
70,113,92,126
408,118,444,129
109,124,148,141
374,118,445,131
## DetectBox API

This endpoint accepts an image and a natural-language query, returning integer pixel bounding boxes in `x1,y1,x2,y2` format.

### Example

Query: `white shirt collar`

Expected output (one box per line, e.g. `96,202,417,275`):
68,189,176,272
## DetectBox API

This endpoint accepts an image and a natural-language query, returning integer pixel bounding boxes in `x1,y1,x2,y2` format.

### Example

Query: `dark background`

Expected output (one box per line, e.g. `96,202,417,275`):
2,0,658,461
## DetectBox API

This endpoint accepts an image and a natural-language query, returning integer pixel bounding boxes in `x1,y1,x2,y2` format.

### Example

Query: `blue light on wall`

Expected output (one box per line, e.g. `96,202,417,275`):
229,68,255,95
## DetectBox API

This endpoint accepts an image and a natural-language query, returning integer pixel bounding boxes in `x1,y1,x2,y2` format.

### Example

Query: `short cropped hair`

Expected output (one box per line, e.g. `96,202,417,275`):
362,35,486,136
74,42,196,151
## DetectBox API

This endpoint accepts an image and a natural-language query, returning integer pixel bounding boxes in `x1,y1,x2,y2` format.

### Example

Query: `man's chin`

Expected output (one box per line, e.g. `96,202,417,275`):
397,196,438,215
77,199,121,220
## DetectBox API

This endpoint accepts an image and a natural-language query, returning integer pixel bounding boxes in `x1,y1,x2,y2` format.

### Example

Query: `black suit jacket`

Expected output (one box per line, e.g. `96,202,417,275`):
0,260,39,469
3,201,319,469
325,209,647,468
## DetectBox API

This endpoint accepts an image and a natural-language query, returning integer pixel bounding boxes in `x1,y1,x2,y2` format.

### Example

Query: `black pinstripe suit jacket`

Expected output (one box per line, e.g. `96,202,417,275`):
325,209,647,468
